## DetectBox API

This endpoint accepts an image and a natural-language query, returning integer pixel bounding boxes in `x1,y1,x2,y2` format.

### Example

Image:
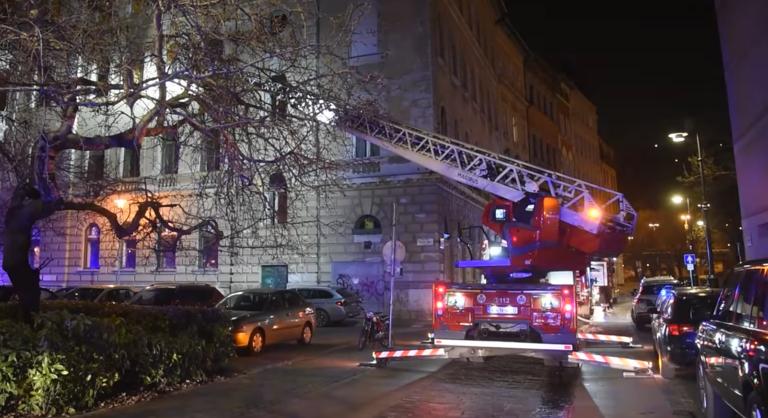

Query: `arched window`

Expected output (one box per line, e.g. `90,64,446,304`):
198,226,219,269
268,172,288,225
29,226,41,268
353,215,382,235
83,224,100,269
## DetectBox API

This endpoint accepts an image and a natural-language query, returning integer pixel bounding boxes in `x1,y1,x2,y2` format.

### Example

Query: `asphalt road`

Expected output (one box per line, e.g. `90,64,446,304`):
85,297,702,418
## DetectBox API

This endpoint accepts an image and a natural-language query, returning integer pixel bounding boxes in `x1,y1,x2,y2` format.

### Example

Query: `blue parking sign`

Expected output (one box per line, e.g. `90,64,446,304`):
683,253,696,266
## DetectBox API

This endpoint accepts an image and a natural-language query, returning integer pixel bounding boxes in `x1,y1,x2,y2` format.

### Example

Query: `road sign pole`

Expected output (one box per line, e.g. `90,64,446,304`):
689,269,695,287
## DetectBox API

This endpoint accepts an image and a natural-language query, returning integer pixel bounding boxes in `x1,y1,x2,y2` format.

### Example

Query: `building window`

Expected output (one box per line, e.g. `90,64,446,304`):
29,226,41,268
469,68,476,101
269,9,289,35
439,106,447,135
83,224,100,269
119,238,137,269
271,92,288,120
353,136,380,158
157,228,177,270
512,115,519,143
201,133,221,172
198,227,218,269
268,172,288,225
436,14,445,61
349,0,380,65
450,39,458,78
122,147,140,178
160,136,178,175
86,150,104,181
352,215,382,235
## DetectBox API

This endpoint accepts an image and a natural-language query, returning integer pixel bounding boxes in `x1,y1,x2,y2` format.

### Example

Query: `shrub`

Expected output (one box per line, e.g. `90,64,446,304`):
0,302,233,416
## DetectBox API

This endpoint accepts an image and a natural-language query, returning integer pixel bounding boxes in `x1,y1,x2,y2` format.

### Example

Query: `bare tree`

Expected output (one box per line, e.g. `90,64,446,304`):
0,0,368,321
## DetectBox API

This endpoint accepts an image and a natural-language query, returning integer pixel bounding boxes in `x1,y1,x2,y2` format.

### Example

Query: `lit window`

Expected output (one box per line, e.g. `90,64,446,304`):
29,226,41,268
198,227,218,269
83,224,100,269
119,238,137,269
157,229,177,270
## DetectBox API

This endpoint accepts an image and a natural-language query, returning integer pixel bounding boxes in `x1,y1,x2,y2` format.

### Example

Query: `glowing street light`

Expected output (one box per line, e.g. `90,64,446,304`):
671,194,685,205
648,223,660,231
696,219,705,227
668,130,714,282
114,198,128,209
668,132,688,143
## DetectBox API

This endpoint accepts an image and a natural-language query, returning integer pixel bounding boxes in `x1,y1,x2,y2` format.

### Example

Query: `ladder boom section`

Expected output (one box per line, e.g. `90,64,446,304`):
339,114,637,235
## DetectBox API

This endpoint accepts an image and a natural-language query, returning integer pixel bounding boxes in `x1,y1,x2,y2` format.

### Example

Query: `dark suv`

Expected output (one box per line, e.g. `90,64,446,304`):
130,283,224,307
696,261,768,418
651,286,720,379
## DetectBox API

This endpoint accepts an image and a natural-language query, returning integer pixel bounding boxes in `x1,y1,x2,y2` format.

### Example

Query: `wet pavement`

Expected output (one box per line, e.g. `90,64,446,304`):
83,291,702,418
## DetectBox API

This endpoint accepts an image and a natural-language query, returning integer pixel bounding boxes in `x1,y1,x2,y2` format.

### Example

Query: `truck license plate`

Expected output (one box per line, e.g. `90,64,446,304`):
487,305,518,315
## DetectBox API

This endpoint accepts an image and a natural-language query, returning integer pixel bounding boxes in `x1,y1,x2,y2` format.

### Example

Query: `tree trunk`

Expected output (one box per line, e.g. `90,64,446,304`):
2,185,57,324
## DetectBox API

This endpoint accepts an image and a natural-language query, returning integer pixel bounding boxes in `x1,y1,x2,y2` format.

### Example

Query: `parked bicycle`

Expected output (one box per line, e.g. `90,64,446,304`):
357,311,389,350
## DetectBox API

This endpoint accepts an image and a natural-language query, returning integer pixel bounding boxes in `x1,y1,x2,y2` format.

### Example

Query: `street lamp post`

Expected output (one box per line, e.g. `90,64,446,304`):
668,132,715,284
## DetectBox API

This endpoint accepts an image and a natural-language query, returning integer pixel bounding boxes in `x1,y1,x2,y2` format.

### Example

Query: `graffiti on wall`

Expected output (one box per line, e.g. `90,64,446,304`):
331,262,388,312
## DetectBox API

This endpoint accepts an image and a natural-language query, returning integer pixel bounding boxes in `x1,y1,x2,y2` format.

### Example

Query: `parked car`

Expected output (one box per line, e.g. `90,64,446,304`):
58,285,135,304
650,286,720,379
697,261,768,418
130,283,224,307
290,286,363,327
55,287,75,296
631,276,680,328
0,286,58,302
218,289,316,354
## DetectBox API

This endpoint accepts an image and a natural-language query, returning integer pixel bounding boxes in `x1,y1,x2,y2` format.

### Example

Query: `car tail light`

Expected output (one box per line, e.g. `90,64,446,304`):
336,299,346,307
746,339,760,357
668,324,696,336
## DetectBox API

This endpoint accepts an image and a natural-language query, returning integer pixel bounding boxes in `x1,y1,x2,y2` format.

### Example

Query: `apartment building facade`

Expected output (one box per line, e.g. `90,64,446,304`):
1,0,620,319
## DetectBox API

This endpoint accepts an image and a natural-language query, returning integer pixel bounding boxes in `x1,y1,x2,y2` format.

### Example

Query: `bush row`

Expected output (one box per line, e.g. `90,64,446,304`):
0,302,233,416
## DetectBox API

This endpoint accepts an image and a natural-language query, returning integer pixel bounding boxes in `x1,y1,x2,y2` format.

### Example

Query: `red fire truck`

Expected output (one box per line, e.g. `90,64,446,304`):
340,113,636,363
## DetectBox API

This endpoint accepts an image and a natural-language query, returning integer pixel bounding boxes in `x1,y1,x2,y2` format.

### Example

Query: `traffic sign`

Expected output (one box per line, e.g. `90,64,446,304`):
683,253,696,271
382,240,406,264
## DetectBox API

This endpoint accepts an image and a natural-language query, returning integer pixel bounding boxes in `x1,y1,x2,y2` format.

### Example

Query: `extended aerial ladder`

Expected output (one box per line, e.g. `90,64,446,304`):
338,112,637,271
337,112,648,374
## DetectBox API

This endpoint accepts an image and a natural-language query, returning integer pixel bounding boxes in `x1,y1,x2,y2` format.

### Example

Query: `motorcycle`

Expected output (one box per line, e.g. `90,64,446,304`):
357,311,390,350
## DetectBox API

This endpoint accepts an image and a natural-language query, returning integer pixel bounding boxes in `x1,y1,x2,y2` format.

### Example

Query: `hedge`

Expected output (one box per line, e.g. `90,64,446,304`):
0,301,233,416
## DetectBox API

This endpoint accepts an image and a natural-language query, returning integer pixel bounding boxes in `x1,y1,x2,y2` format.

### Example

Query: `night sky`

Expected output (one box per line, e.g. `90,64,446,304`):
503,0,732,210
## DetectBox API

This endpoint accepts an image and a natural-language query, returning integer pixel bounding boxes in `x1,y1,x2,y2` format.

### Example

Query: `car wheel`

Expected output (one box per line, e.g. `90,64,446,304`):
658,351,675,380
315,309,330,327
749,392,768,418
249,329,265,355
698,361,732,418
298,323,313,345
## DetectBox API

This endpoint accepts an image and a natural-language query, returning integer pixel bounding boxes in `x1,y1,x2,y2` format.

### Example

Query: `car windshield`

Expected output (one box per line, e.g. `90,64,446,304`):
225,293,270,311
61,288,104,301
641,283,676,296
673,295,719,323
